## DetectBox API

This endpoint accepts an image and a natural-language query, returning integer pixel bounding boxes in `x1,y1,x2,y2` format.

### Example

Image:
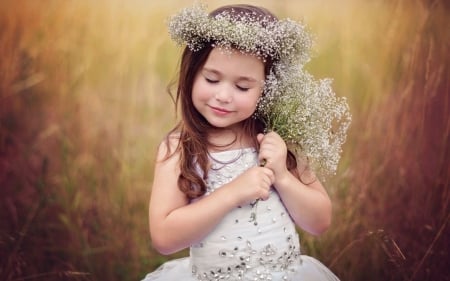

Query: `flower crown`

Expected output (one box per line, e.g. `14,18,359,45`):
168,4,351,179
168,3,313,65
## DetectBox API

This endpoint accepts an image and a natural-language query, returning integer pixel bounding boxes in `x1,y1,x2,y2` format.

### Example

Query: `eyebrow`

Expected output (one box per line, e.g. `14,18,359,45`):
202,67,260,83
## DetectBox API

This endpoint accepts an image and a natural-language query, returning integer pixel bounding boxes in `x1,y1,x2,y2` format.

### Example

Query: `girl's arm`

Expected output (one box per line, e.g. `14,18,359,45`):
149,137,274,255
257,132,332,235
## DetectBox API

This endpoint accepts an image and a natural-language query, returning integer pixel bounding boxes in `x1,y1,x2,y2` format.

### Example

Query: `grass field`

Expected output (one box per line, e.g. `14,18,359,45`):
0,0,448,280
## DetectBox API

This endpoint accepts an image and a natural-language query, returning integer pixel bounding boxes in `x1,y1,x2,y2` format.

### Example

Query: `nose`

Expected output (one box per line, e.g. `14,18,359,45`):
215,85,233,103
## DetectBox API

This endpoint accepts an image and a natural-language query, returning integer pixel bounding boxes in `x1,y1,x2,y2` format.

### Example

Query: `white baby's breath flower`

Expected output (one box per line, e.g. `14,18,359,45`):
168,3,312,63
257,63,351,179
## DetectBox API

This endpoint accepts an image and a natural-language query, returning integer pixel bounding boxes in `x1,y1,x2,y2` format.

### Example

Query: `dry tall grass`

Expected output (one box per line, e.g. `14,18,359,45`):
0,0,448,280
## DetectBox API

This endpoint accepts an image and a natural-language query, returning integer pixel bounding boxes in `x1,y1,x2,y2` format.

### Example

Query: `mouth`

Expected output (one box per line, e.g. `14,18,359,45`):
209,105,232,115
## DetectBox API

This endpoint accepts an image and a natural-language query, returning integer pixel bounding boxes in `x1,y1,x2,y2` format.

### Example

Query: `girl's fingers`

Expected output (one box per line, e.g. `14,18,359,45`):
263,167,275,183
257,133,265,143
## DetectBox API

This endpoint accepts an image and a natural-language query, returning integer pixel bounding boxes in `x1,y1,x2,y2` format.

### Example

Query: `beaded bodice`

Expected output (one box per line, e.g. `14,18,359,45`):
190,148,302,281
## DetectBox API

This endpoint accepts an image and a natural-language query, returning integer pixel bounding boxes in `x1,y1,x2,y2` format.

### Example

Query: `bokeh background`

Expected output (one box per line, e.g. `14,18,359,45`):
1,0,448,280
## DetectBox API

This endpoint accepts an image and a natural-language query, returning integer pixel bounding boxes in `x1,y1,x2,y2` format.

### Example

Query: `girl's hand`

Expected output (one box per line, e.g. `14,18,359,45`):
257,132,290,185
226,166,274,207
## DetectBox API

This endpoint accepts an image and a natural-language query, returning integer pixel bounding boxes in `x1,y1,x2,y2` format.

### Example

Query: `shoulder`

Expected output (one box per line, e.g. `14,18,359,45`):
295,158,320,186
156,132,181,162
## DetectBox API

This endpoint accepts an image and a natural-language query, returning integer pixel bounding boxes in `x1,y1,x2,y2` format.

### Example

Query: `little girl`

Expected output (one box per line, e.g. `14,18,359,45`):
142,3,346,281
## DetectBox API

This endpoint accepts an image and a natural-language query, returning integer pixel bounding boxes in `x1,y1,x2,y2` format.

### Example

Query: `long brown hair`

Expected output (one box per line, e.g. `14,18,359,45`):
165,4,298,199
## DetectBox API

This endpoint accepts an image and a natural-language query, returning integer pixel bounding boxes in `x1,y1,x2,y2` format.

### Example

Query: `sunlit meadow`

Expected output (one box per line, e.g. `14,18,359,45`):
0,0,448,280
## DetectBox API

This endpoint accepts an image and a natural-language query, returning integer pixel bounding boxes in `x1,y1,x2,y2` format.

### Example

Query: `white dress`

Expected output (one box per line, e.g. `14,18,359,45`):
142,148,339,281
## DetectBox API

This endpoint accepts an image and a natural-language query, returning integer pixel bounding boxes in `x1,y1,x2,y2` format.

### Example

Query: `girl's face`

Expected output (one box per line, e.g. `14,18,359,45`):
192,47,265,130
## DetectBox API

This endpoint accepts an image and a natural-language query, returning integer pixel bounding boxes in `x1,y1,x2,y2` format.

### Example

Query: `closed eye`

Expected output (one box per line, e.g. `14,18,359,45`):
236,85,250,92
205,77,218,84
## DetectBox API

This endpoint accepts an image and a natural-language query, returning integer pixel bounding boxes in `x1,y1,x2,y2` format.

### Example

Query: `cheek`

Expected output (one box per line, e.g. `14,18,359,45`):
192,78,208,101
237,92,262,113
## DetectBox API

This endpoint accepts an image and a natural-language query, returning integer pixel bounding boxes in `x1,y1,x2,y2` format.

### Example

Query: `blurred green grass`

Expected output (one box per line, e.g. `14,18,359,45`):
0,0,448,280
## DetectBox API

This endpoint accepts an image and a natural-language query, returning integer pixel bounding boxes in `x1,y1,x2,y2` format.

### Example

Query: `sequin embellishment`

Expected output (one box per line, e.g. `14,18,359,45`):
193,236,301,281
